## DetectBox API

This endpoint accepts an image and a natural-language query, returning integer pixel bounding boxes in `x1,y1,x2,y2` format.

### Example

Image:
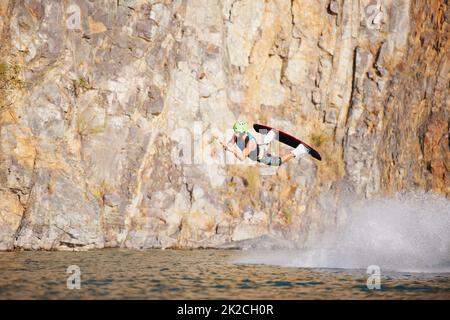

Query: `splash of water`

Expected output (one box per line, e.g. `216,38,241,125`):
235,191,450,273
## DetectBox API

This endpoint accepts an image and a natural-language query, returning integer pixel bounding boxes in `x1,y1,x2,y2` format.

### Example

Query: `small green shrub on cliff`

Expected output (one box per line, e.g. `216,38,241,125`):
88,124,106,135
0,61,24,90
243,166,260,196
89,180,110,203
282,207,293,224
0,62,7,79
76,115,106,137
309,132,327,148
72,77,93,95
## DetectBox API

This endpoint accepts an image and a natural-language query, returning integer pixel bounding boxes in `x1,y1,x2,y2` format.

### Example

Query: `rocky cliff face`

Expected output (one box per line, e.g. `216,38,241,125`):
0,0,448,250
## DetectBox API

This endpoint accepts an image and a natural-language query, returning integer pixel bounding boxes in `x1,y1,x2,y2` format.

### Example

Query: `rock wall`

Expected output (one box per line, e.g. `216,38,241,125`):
0,0,448,250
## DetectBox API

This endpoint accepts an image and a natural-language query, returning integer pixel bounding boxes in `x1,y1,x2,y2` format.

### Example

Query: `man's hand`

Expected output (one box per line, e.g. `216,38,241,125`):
221,141,229,150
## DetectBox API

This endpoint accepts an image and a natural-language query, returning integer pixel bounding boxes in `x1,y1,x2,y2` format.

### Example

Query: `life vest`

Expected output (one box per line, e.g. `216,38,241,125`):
235,132,258,161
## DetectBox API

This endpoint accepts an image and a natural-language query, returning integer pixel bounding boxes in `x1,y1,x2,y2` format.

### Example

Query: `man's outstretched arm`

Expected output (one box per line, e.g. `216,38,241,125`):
226,134,236,148
222,134,236,150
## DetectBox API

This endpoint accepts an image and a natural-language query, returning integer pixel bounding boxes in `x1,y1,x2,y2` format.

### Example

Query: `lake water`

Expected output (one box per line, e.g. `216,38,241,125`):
0,249,449,299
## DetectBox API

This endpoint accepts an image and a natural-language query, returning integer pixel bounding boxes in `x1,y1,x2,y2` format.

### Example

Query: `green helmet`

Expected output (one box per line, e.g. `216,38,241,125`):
233,120,249,133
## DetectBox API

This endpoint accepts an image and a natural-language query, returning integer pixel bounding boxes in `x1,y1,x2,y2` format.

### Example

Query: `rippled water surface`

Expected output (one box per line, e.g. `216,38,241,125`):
0,249,449,299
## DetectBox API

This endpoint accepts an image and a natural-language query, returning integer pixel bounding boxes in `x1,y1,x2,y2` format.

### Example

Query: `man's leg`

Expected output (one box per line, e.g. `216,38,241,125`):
280,152,294,164
263,130,277,144
258,130,276,161
281,144,309,164
258,143,309,166
258,153,282,166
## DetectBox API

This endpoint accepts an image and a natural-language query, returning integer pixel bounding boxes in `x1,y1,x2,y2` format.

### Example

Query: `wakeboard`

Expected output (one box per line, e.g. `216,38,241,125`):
253,123,322,161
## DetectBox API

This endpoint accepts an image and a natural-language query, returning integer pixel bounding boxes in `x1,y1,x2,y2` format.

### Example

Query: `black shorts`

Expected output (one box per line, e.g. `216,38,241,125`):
256,146,282,166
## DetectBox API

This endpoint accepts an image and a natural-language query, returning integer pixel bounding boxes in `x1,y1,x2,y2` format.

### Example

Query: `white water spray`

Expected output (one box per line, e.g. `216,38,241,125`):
235,191,450,273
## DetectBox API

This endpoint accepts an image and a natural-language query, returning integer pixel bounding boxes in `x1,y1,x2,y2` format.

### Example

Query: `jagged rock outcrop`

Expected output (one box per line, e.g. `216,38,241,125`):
0,0,448,250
